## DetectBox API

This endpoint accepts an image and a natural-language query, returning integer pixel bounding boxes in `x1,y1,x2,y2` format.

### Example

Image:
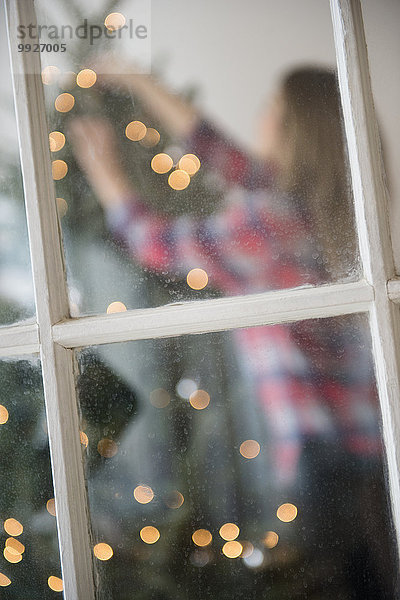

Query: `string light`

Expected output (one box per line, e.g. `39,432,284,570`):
164,490,184,509
107,301,127,314
0,405,9,425
104,12,126,31
263,531,279,549
133,485,154,504
189,390,210,410
49,131,65,153
3,519,23,537
97,438,118,458
277,503,298,523
0,573,11,587
239,440,260,459
76,69,97,89
93,543,113,561
125,121,147,141
168,169,190,191
52,160,68,181
219,523,240,541
140,526,160,544
222,541,242,558
48,576,63,592
56,198,68,218
140,128,160,148
192,529,212,547
41,66,60,85
151,153,173,174
54,93,75,113
149,388,170,408
46,498,56,517
179,154,201,175
186,268,208,290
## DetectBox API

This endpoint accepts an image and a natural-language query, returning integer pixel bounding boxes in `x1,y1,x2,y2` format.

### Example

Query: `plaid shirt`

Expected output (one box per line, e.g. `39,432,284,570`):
106,120,381,486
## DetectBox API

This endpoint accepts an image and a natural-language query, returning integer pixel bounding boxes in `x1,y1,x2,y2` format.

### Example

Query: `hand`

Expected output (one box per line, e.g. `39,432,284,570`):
68,117,132,208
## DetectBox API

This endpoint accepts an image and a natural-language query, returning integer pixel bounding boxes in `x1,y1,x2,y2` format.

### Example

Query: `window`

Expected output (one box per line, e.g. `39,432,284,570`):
1,0,400,598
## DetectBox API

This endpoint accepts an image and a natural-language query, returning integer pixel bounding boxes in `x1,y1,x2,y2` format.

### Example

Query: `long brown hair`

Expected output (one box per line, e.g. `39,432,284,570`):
277,67,357,279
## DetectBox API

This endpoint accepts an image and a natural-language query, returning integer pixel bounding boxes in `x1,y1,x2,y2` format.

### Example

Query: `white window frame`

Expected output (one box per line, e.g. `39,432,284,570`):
2,0,400,597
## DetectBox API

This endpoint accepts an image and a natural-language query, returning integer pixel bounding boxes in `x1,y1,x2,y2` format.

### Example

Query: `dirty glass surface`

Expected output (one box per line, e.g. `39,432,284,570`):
0,357,62,598
76,314,397,599
0,7,35,326
35,0,361,317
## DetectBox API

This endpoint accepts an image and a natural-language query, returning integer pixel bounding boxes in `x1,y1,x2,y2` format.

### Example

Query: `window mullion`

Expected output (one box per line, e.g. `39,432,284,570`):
53,279,374,348
331,0,400,553
4,1,96,597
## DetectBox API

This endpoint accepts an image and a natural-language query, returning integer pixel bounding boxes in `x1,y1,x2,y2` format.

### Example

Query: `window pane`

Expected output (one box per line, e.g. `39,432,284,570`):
0,357,62,597
76,314,397,599
36,0,361,317
0,7,35,326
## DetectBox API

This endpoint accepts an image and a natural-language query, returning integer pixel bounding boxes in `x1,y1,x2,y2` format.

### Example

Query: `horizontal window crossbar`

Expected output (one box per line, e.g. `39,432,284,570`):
0,322,39,357
53,280,373,348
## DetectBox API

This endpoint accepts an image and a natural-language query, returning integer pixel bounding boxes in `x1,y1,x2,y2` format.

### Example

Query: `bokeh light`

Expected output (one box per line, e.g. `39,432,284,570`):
125,121,147,142
46,498,56,517
41,66,60,85
48,576,63,592
76,69,97,89
0,405,9,425
189,389,210,410
222,541,243,558
80,431,89,448
52,160,68,181
168,169,190,191
93,543,113,561
239,440,261,459
4,547,22,563
176,378,197,399
140,526,160,544
5,538,25,555
151,153,173,174
3,518,23,537
107,301,127,314
140,128,160,147
240,541,254,558
149,388,170,408
56,197,68,218
219,523,240,541
277,503,298,523
179,154,201,175
263,531,279,548
164,490,184,509
104,12,126,31
54,93,75,113
134,485,154,504
58,71,76,90
0,573,11,587
49,131,65,152
97,438,118,458
186,268,208,290
243,547,264,568
192,529,212,547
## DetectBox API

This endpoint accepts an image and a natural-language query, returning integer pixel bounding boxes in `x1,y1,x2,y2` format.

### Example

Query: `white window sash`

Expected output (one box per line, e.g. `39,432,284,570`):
0,0,399,596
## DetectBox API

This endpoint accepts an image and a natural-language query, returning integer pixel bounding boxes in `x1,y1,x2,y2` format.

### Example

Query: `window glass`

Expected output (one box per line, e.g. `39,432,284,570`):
0,6,35,326
35,0,361,317
0,357,62,597
76,314,397,599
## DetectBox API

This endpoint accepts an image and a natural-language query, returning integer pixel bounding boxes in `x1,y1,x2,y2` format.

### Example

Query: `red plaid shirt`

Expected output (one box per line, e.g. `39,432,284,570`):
106,120,381,486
